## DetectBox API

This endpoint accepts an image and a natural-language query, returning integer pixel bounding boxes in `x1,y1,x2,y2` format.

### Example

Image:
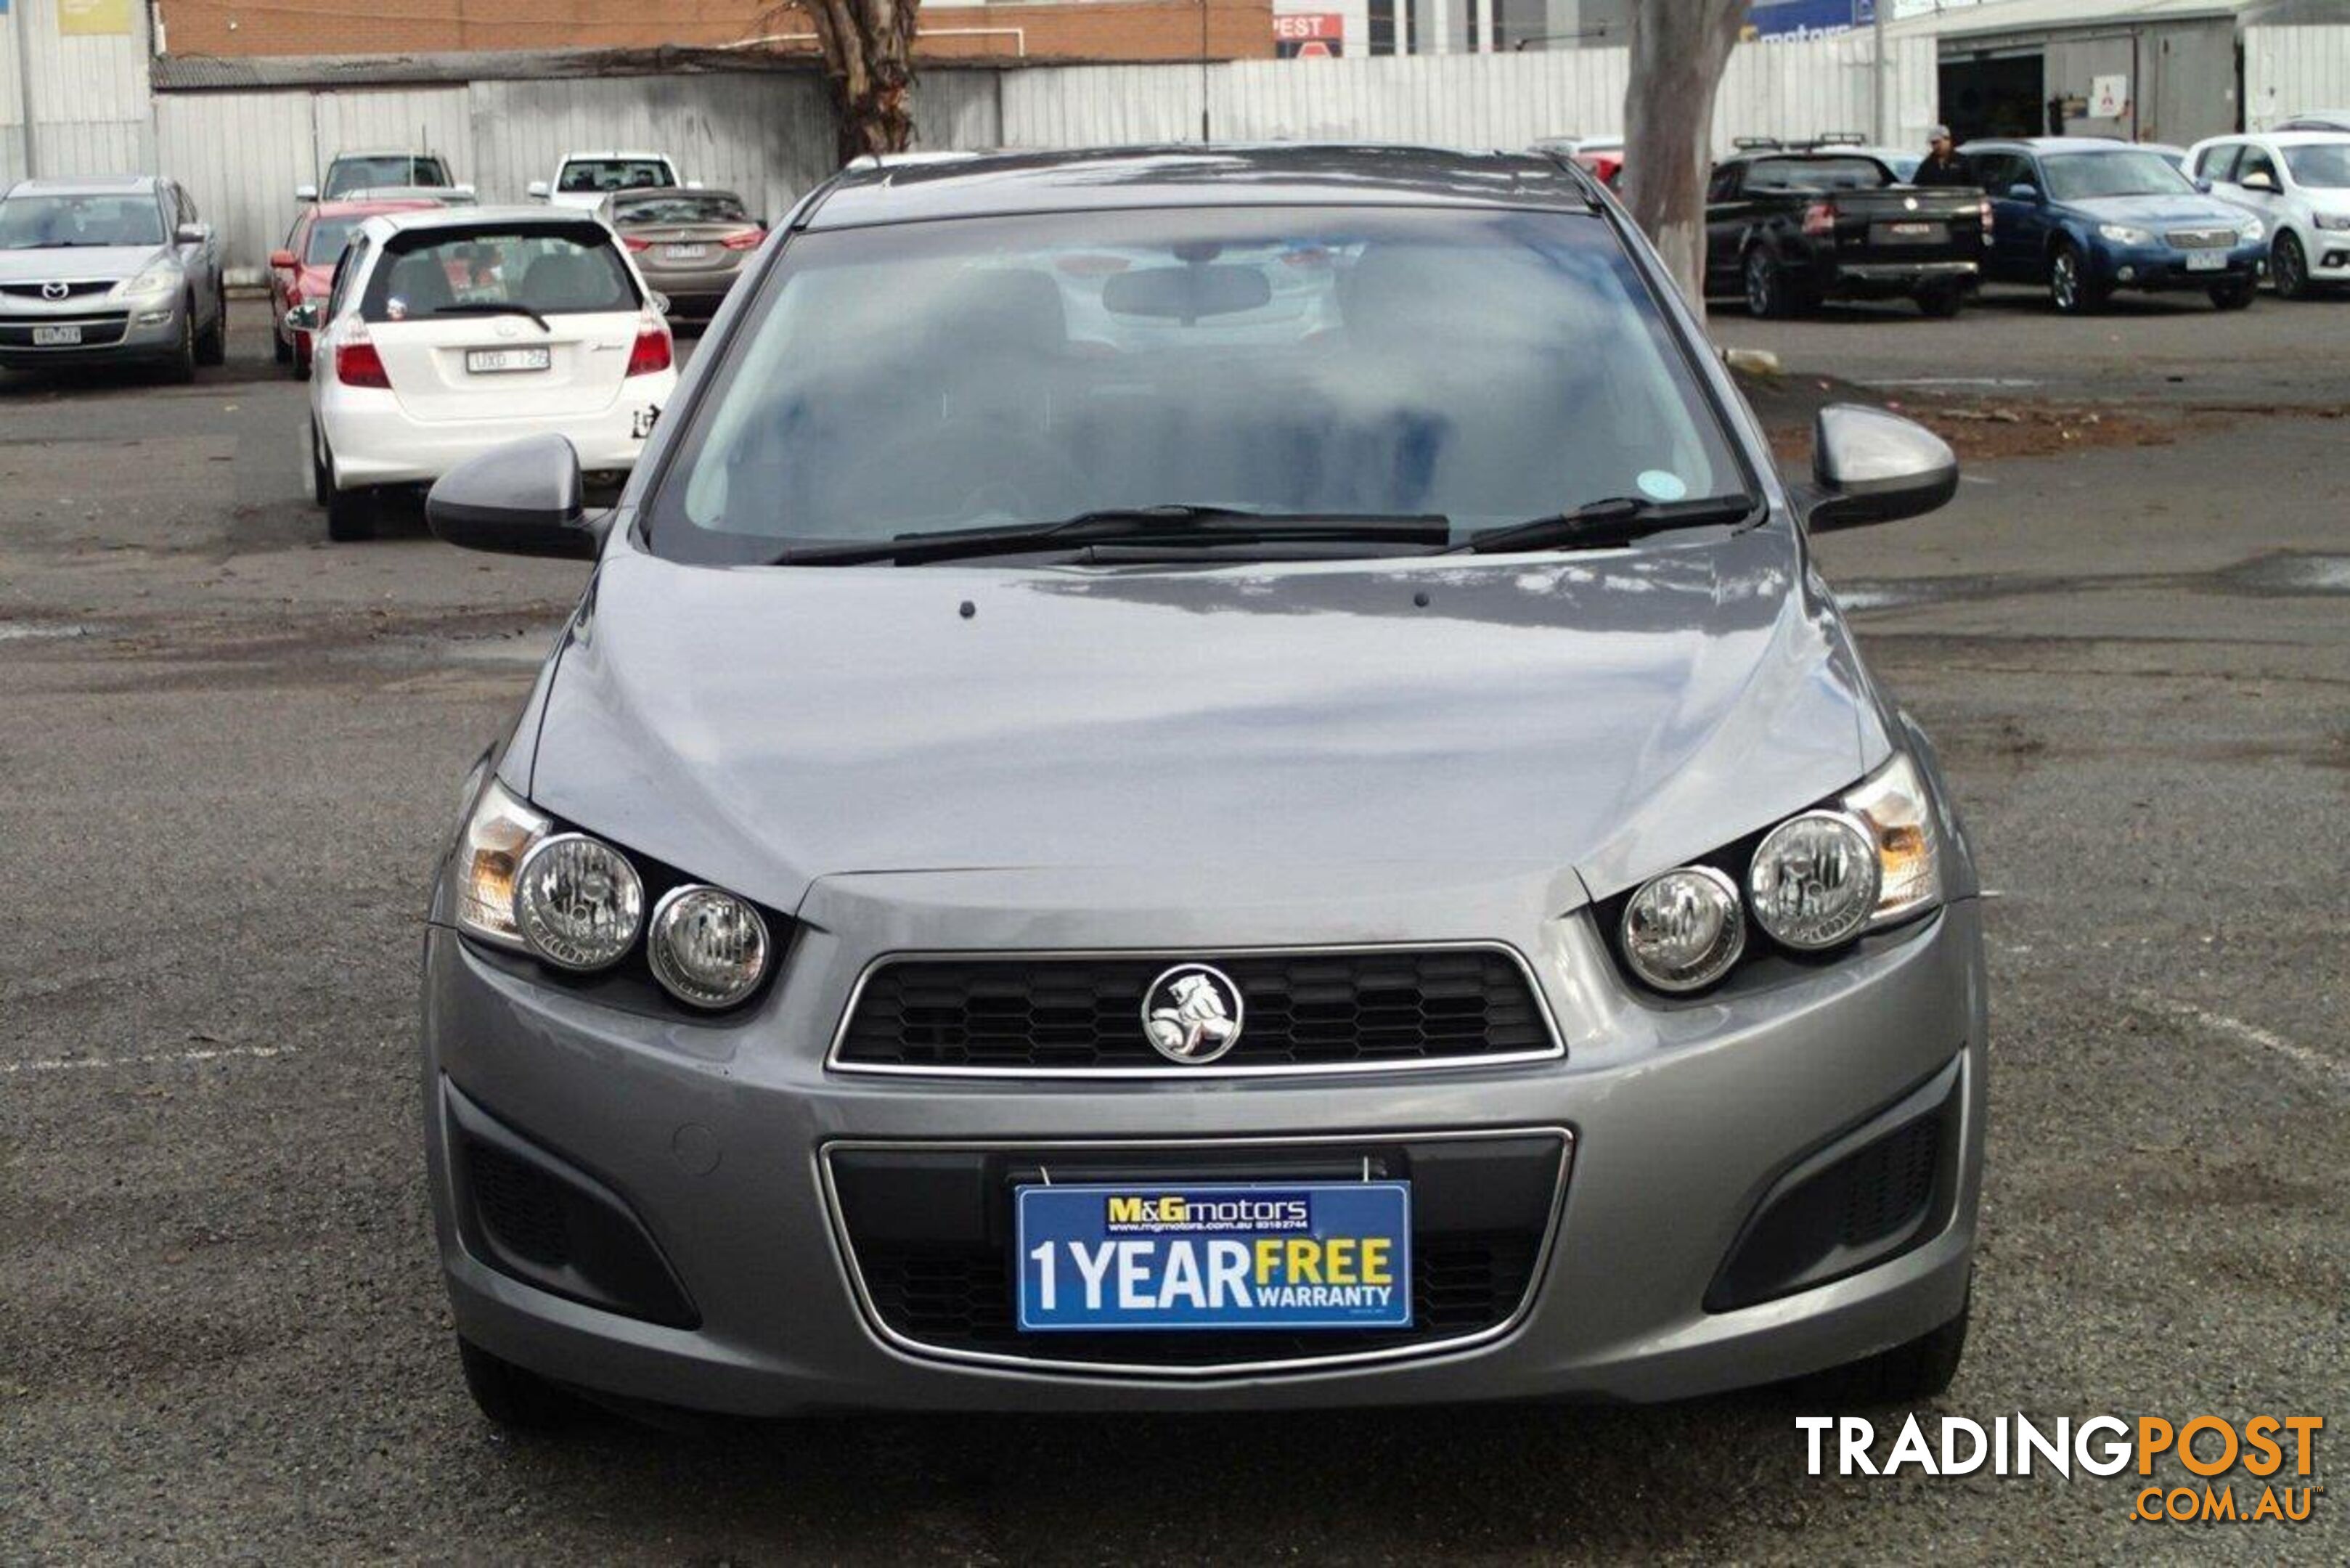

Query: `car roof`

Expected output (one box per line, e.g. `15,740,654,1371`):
1962,136,2154,155
6,174,160,195
311,197,446,219
2222,128,2350,147
368,203,603,234
806,144,1599,231
328,150,445,161
560,150,674,162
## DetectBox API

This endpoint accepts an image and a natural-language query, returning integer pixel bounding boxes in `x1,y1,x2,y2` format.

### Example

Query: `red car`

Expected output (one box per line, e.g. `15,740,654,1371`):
270,197,444,377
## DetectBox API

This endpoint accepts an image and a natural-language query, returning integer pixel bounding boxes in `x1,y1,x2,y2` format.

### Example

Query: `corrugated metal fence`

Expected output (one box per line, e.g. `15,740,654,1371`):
21,31,1938,277
0,0,154,184
2244,25,2350,130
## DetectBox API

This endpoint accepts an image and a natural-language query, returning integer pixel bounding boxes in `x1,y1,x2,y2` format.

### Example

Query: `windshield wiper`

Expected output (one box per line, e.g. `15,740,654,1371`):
1446,494,1760,555
430,301,552,333
773,505,1453,566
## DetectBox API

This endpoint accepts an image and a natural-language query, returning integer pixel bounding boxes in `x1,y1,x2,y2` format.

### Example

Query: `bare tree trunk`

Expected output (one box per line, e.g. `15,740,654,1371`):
1621,1,1748,318
772,0,923,165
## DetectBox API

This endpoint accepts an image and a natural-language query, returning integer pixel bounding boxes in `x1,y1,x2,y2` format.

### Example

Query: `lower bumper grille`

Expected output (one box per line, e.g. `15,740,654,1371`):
825,1130,1571,1375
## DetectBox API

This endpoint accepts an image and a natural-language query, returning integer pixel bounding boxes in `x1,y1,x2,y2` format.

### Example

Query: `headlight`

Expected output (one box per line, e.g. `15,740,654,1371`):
2238,218,2266,242
1620,866,1745,994
1747,812,1881,952
453,777,549,950
1839,750,1944,930
514,833,644,971
113,265,179,301
648,885,770,1009
2097,223,2153,245
2314,213,2350,232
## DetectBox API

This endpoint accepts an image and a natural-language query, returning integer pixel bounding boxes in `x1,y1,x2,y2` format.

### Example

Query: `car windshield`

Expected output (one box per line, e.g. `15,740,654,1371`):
325,157,446,197
560,159,675,194
2041,150,2194,201
647,205,1747,565
2283,143,2350,189
360,224,638,321
614,192,750,226
1745,156,1892,191
0,194,165,249
305,216,363,264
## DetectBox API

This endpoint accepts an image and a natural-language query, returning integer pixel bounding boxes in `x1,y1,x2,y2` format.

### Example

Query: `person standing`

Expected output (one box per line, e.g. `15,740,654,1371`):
1913,126,1973,187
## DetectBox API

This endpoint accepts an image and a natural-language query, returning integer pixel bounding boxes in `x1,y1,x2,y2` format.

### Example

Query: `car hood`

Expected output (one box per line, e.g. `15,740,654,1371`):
0,244,165,284
2065,192,2245,229
526,526,1888,916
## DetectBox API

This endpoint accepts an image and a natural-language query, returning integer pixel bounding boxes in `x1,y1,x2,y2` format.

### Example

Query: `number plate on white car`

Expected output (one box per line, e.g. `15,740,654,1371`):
465,346,552,374
2184,251,2227,272
32,324,82,346
664,243,709,261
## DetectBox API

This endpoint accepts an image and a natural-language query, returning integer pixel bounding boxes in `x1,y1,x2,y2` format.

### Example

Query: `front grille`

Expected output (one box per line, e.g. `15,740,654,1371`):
834,947,1554,1072
858,1235,1539,1365
0,281,114,301
2166,227,2237,249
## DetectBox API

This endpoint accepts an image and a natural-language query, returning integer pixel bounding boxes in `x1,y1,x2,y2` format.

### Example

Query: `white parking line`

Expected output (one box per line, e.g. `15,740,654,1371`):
2131,992,2350,1092
1,1042,298,1076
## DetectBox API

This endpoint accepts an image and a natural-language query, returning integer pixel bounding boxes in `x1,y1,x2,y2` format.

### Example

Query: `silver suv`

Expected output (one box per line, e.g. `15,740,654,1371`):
0,176,227,382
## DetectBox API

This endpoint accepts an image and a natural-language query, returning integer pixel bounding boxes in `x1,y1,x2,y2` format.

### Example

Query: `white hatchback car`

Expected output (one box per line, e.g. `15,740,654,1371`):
304,205,678,540
2186,131,2350,298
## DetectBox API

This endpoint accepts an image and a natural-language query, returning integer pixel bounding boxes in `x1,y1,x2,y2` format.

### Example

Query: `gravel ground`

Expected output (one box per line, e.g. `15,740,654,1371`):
1,311,2343,1563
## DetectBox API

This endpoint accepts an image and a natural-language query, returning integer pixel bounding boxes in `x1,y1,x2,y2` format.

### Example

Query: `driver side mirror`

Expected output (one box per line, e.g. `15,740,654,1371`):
526,179,550,200
295,183,319,203
176,222,211,245
270,248,299,270
2241,169,2279,193
1800,404,1958,532
2005,182,2041,203
283,301,322,334
425,435,600,559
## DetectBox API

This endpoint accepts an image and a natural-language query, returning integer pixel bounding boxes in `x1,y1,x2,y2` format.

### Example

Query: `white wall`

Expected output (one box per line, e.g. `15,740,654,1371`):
0,0,155,183
2245,24,2350,130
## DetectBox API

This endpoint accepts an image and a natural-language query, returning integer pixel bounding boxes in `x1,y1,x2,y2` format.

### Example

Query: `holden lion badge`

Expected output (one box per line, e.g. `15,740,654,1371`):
1143,965,1244,1064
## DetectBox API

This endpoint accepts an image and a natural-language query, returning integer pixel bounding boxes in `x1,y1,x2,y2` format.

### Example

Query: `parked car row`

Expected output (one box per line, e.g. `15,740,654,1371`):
1661,131,2339,319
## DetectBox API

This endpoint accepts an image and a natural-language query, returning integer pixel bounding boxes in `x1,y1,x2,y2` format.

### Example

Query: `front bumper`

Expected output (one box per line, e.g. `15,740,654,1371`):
0,296,184,367
420,866,1988,1415
2092,239,2263,292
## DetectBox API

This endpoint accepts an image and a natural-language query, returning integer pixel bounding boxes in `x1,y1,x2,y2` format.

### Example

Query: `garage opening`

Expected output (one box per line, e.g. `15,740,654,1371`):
1940,49,2048,142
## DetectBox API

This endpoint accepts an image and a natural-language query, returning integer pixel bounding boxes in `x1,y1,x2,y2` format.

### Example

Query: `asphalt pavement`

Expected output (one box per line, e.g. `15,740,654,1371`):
2,303,2344,1562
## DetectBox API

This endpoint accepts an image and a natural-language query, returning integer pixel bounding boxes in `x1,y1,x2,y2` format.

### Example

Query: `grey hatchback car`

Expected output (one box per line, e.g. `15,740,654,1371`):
0,176,227,380
418,146,1986,1426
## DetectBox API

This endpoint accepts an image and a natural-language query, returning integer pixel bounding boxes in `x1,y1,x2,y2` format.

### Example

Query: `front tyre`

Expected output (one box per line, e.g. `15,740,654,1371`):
2270,231,2311,300
1802,1291,1970,1406
162,304,197,385
456,1338,579,1430
2208,278,2257,311
2048,241,2104,314
195,285,227,367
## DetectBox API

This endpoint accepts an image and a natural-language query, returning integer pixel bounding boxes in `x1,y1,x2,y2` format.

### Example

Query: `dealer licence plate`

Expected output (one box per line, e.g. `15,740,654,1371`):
2184,250,2227,271
32,324,82,346
664,243,709,261
465,346,551,374
1016,1180,1411,1332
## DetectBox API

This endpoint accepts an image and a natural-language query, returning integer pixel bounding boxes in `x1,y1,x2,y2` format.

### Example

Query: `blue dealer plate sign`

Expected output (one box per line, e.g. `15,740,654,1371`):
1015,1181,1412,1332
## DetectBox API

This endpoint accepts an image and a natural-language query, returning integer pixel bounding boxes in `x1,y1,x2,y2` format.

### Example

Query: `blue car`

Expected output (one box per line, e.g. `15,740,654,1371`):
1962,137,2264,313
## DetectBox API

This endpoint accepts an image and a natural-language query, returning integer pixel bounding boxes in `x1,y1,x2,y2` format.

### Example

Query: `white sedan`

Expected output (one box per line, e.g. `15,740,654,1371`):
2186,130,2350,298
303,205,678,541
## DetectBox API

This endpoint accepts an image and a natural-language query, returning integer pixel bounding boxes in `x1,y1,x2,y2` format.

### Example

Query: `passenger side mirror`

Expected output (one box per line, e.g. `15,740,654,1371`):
2006,182,2040,203
284,302,322,334
527,180,551,200
425,435,600,559
270,248,299,270
295,183,319,202
175,222,211,245
1800,404,1958,532
648,291,672,317
2193,176,2215,194
2241,169,2278,193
